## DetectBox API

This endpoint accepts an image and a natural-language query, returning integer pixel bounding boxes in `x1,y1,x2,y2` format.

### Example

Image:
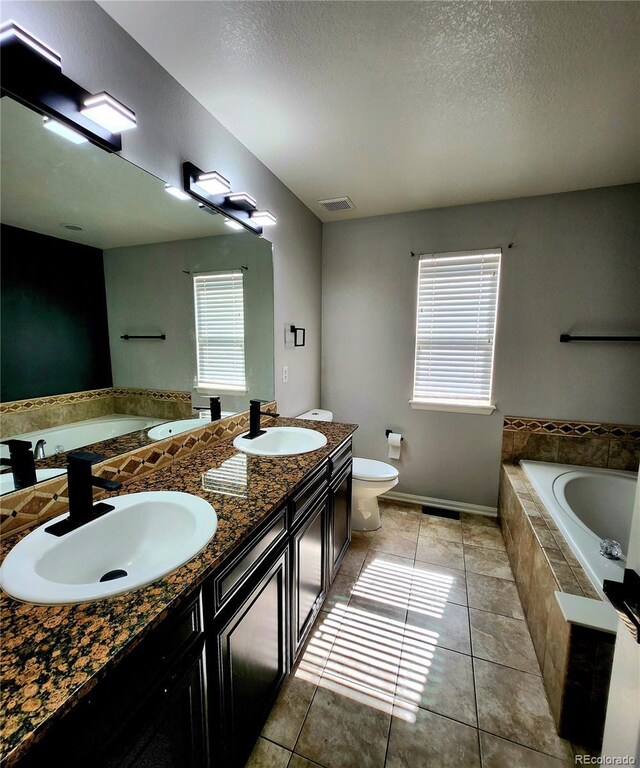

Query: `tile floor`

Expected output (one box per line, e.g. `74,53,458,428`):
245,501,578,768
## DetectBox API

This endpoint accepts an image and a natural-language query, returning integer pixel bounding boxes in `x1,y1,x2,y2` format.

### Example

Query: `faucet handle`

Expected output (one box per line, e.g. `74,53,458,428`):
67,451,106,468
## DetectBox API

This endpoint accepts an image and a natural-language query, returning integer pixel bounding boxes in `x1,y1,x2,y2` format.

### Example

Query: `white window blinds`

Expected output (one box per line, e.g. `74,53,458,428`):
412,249,501,408
193,270,246,391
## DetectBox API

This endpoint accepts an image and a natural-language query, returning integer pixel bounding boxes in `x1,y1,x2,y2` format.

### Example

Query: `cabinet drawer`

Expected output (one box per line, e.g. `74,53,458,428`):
213,506,287,612
331,457,352,492
329,439,352,478
290,461,329,526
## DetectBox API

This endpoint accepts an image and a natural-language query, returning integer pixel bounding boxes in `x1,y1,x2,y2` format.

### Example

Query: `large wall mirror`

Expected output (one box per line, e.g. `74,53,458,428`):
0,96,275,495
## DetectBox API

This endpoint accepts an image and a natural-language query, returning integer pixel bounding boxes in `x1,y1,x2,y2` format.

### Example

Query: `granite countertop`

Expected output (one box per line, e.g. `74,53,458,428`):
0,417,357,766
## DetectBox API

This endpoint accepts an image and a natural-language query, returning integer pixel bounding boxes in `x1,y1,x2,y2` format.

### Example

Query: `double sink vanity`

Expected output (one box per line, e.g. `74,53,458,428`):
0,414,357,768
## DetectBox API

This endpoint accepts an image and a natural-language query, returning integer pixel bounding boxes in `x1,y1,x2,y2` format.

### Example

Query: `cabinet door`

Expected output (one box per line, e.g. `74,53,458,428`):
330,463,352,583
213,548,289,768
292,494,328,660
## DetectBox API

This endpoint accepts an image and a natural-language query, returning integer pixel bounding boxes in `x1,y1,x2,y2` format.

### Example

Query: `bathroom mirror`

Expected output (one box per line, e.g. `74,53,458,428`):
0,96,275,494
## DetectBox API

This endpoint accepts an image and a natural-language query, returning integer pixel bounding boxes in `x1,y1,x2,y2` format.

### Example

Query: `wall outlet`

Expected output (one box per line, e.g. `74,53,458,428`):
282,366,289,383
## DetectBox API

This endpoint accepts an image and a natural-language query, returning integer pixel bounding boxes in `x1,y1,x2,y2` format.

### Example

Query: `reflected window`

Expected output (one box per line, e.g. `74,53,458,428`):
193,270,246,392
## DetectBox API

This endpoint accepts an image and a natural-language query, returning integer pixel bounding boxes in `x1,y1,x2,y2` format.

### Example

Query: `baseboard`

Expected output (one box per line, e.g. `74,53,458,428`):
380,490,497,518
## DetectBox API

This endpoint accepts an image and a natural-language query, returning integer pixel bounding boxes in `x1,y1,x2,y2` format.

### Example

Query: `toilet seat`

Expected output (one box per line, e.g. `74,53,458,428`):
352,458,398,483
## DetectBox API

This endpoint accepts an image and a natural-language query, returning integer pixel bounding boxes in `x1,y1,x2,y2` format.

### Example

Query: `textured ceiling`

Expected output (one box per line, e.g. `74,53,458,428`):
100,1,640,221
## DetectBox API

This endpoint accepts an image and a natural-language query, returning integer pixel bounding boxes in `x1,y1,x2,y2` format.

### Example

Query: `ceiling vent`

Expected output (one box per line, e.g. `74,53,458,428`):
318,196,355,213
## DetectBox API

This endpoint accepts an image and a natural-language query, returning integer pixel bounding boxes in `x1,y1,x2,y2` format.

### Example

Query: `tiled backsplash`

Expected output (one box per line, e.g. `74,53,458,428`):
0,387,192,437
502,416,640,472
0,404,278,539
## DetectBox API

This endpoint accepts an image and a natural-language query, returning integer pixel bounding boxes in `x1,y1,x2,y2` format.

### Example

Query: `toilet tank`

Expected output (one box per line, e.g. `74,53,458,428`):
297,409,334,422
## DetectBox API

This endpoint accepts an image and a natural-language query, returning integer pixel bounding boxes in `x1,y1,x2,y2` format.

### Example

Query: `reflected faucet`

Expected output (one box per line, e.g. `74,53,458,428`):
34,439,46,460
45,451,122,537
0,439,37,490
193,396,222,421
245,400,280,440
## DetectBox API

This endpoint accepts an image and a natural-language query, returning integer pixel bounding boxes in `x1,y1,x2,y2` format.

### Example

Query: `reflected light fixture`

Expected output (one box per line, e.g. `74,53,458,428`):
81,92,137,133
164,184,190,201
225,192,257,210
0,20,62,68
43,116,88,144
198,203,218,216
196,171,231,196
250,210,277,226
224,218,244,231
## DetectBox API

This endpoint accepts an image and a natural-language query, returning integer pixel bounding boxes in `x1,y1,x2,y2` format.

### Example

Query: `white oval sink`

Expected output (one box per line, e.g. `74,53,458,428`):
0,468,66,495
233,426,327,456
148,415,233,440
0,491,217,604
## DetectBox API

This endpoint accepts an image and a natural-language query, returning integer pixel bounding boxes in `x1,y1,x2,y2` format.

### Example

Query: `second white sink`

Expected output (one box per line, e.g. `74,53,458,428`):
233,426,327,456
148,415,233,440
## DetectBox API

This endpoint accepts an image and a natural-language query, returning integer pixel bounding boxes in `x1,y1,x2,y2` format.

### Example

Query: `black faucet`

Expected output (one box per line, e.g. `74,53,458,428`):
194,396,222,421
0,439,37,490
45,451,122,537
245,400,280,440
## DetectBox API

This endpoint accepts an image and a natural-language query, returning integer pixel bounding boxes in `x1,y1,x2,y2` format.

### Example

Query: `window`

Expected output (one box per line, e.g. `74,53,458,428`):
411,249,501,414
193,270,246,392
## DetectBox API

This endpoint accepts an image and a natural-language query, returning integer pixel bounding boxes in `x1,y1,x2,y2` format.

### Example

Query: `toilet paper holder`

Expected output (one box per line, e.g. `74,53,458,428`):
385,430,403,441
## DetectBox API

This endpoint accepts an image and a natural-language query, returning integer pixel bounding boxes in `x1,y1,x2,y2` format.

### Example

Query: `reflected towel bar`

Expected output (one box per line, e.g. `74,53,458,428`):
120,334,166,340
559,334,640,343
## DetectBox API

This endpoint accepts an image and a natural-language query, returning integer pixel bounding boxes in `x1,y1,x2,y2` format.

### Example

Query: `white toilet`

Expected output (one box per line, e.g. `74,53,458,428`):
298,409,399,531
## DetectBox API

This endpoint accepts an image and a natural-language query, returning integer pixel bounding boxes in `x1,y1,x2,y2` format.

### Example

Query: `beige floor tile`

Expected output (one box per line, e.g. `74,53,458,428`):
370,529,418,559
415,535,465,570
420,516,463,543
325,572,358,612
355,552,414,616
466,573,523,619
469,609,540,675
295,610,340,684
461,525,506,551
474,659,573,761
479,731,572,767
295,685,390,768
386,707,481,768
461,513,499,528
262,673,318,749
405,600,471,655
350,530,374,550
410,561,468,608
338,546,368,577
288,755,325,768
380,506,421,537
397,643,477,727
464,545,514,581
244,737,291,768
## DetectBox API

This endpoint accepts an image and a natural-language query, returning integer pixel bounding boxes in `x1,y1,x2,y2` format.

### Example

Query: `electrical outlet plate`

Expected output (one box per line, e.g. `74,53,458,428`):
282,366,289,383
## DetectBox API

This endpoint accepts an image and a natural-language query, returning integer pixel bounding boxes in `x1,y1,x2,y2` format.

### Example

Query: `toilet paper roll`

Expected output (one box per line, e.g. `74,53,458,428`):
387,431,403,460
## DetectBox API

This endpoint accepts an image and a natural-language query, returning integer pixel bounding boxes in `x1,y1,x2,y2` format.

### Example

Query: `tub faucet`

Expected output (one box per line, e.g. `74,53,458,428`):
0,439,37,490
600,539,623,560
193,396,222,421
245,399,280,440
45,451,122,537
34,439,46,460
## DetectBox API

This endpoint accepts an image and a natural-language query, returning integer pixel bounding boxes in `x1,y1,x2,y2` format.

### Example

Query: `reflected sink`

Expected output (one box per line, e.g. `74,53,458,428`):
0,491,217,604
233,426,327,457
0,468,65,495
148,416,233,440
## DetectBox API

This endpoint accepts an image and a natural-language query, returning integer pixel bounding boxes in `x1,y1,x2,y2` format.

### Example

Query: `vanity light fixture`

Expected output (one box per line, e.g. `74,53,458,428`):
196,171,231,196
225,192,257,211
0,20,62,68
43,116,88,144
224,218,244,231
250,210,277,227
165,184,191,201
198,203,218,216
81,92,136,133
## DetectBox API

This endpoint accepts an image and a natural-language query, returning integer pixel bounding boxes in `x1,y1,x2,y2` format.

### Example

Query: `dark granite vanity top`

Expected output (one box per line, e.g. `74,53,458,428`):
0,417,357,766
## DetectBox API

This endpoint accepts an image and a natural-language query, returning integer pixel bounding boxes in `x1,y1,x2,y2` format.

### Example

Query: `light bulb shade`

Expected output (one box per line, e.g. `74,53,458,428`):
196,171,231,196
225,192,257,210
250,210,277,226
43,116,88,144
224,218,244,231
0,20,62,68
81,92,137,133
165,184,191,201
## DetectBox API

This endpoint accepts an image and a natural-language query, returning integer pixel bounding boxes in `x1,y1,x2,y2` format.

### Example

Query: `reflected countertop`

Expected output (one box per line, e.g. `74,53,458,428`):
0,417,357,766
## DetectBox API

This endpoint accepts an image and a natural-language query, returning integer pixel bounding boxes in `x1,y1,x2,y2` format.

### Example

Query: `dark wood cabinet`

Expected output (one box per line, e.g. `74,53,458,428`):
291,492,328,661
329,455,352,584
210,545,289,768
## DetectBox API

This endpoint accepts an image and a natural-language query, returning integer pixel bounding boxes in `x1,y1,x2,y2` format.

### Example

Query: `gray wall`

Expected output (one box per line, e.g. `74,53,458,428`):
322,184,640,507
3,1,321,417
104,233,274,412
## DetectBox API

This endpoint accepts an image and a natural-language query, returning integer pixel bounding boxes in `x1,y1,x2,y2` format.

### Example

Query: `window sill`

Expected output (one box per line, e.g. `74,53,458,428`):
195,385,247,396
409,400,496,415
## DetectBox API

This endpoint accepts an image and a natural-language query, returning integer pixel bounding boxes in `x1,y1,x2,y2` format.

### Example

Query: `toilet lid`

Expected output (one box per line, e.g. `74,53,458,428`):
352,458,399,482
